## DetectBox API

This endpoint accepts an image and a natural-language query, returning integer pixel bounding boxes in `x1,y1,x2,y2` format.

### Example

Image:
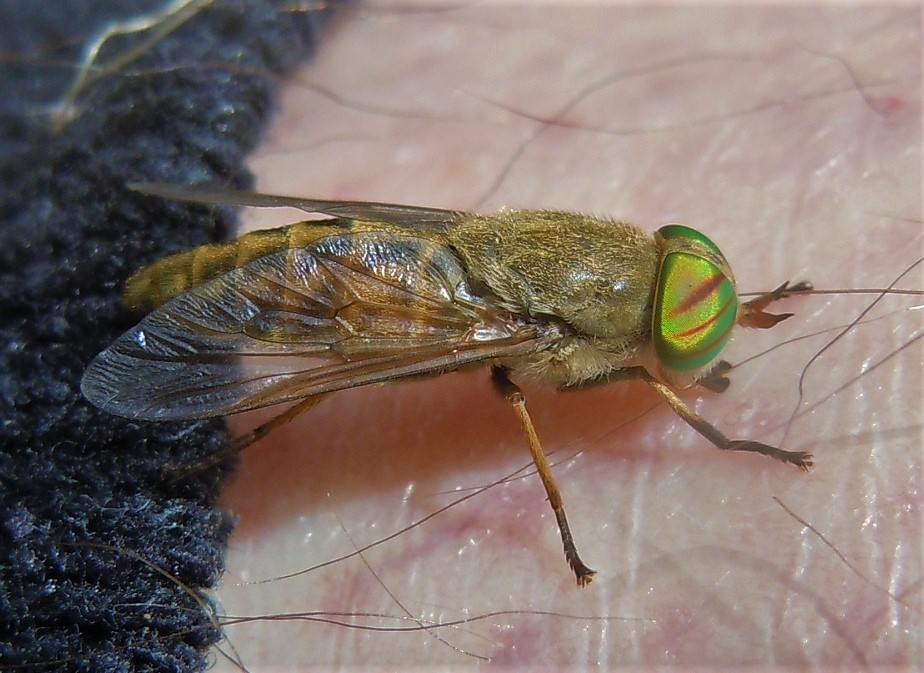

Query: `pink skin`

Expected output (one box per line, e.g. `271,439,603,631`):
211,5,920,669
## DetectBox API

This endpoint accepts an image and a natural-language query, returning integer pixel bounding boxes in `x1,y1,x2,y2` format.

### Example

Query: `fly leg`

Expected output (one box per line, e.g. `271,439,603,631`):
164,393,328,483
491,366,596,587
627,367,813,470
697,359,732,393
559,366,809,468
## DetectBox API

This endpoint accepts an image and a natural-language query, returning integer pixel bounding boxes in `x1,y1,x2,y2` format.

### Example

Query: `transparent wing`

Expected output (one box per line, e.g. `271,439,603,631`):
129,182,461,230
82,231,540,420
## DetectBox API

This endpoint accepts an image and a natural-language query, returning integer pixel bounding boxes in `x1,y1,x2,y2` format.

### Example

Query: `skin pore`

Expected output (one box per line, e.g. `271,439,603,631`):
205,5,921,669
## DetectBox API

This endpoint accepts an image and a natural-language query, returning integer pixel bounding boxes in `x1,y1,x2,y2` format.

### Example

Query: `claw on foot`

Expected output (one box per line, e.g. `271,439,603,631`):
727,440,813,471
572,561,597,588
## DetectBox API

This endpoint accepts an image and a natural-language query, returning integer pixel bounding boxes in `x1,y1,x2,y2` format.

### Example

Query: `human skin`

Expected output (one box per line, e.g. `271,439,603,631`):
211,4,921,669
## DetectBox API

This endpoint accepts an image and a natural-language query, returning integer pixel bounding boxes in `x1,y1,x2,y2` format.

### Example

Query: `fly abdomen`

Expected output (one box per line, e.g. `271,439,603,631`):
123,221,347,311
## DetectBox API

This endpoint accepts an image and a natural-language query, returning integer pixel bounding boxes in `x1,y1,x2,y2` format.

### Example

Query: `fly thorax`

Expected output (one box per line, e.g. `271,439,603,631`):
556,264,657,342
453,212,659,322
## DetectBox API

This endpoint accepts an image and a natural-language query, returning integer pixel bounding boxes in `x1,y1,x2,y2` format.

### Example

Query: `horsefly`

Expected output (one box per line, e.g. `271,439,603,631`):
82,183,813,587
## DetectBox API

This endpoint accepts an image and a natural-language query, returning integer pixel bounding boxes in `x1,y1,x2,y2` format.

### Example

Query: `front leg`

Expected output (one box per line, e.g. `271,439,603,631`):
696,359,732,393
632,367,814,470
563,365,812,470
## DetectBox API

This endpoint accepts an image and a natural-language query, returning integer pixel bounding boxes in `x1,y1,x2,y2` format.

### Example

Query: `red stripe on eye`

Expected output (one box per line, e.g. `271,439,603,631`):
671,293,735,339
668,272,726,319
686,314,736,360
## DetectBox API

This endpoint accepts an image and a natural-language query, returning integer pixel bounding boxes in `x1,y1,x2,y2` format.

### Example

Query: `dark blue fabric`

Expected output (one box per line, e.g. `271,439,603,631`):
0,2,332,670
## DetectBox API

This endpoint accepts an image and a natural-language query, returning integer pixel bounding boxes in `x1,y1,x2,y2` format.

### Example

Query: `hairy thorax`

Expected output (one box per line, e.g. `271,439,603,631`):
447,209,660,386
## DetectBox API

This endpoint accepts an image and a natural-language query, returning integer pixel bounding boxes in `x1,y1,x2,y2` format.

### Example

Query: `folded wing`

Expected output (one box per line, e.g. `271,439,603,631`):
82,230,540,420
130,182,461,230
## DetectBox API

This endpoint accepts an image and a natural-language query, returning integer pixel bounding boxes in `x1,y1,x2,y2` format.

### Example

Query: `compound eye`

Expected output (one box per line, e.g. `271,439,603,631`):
653,226,738,372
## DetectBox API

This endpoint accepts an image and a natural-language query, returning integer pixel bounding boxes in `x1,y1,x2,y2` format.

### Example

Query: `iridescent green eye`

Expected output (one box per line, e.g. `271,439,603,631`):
653,225,738,372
